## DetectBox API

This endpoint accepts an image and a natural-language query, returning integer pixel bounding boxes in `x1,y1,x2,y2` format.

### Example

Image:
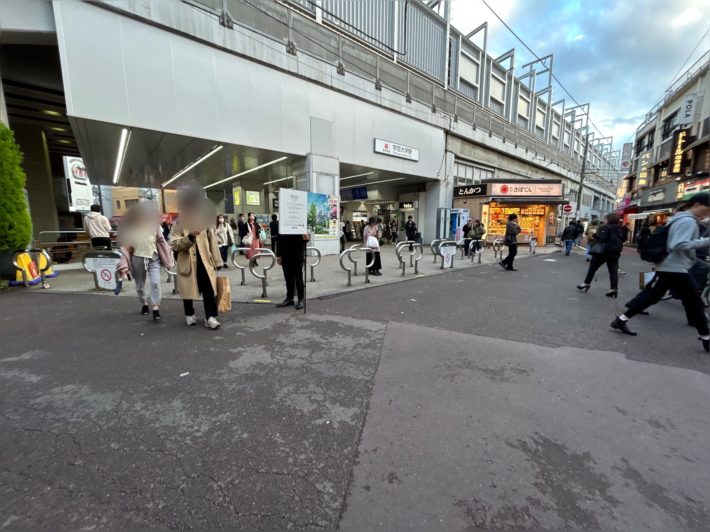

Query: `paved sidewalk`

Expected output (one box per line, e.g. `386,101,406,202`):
38,244,560,303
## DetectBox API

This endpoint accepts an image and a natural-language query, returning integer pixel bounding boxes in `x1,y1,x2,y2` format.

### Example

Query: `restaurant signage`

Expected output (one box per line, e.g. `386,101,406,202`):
489,182,563,197
453,184,488,197
671,129,690,175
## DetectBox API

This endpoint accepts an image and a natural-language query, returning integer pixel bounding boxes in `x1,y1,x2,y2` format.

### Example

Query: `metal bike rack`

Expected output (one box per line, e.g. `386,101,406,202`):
248,248,277,298
430,238,443,263
436,240,458,269
492,238,505,259
345,243,363,276
470,240,486,264
460,238,471,259
82,249,122,290
306,246,321,282
339,246,375,287
529,237,538,254
231,247,253,286
395,242,423,276
12,248,54,288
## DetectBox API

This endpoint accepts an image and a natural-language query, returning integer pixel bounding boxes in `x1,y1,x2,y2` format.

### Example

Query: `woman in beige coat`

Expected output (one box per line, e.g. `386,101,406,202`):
170,196,224,329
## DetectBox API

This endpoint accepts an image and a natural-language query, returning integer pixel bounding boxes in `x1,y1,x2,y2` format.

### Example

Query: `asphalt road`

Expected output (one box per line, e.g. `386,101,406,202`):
1,249,708,529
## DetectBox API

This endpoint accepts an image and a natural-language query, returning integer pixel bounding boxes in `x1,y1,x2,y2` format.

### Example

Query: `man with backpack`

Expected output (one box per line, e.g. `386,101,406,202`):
611,193,710,353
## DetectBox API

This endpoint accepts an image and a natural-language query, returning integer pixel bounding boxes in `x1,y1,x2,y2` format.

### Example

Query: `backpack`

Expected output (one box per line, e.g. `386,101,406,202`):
640,221,676,264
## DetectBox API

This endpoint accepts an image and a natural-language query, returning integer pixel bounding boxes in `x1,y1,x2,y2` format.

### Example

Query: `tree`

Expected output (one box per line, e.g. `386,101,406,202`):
307,202,317,231
0,123,32,251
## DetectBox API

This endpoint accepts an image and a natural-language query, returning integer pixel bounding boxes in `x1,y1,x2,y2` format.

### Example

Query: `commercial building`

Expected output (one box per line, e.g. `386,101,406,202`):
1,0,617,253
619,50,710,240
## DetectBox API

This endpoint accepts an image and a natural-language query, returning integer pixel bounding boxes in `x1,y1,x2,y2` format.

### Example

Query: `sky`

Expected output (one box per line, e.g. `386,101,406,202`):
448,0,710,150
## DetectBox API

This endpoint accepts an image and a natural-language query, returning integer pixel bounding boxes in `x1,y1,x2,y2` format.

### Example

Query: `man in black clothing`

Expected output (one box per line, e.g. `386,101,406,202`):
269,214,279,253
276,233,309,310
405,215,417,251
499,213,521,271
462,219,473,256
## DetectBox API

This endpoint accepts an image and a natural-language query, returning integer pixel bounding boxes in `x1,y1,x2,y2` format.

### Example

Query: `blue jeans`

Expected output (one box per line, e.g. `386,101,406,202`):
564,240,574,255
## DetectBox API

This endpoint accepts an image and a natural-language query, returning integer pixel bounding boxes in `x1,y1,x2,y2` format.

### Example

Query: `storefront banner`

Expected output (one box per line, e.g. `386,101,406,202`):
489,182,563,197
645,188,666,204
680,178,710,199
278,188,308,235
620,142,633,174
453,184,488,197
679,93,697,126
63,156,93,212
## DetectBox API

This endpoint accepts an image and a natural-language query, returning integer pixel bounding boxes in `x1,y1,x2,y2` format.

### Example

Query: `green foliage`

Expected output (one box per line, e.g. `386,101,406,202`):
307,202,317,230
0,123,32,251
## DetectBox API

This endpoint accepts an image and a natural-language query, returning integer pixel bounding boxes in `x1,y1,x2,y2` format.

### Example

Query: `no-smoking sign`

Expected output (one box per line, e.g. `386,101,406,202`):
100,269,112,282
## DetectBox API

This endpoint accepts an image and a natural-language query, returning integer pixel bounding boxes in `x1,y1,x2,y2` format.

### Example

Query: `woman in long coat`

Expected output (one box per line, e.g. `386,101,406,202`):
170,198,224,330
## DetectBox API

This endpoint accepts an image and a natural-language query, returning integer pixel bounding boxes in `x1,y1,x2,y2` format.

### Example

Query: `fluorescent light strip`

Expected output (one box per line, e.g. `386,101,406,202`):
161,144,223,188
340,177,405,189
340,172,374,181
204,156,288,189
112,128,131,185
263,175,293,186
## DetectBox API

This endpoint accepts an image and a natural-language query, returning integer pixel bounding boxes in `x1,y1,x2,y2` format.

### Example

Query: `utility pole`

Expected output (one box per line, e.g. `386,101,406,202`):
574,132,590,220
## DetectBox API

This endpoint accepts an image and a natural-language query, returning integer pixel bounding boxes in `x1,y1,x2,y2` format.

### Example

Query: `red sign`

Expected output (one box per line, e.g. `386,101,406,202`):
562,204,573,214
100,269,112,282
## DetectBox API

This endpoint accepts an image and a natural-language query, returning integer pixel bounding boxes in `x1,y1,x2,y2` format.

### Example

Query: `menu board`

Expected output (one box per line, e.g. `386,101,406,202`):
488,205,545,235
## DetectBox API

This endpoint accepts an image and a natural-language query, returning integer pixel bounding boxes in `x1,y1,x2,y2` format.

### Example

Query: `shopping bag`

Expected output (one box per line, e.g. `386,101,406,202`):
216,276,232,314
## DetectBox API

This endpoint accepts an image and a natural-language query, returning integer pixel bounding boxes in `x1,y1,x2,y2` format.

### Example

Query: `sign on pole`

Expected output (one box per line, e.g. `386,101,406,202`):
278,188,308,235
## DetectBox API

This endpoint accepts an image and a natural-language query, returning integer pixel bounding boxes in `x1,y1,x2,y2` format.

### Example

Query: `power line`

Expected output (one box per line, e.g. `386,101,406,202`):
479,0,608,140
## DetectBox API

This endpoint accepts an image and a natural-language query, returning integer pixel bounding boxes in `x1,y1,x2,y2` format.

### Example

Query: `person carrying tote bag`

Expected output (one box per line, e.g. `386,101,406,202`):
363,216,382,276
576,213,624,298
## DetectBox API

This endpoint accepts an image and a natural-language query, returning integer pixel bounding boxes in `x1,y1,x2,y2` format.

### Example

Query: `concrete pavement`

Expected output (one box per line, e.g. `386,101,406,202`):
1,249,708,529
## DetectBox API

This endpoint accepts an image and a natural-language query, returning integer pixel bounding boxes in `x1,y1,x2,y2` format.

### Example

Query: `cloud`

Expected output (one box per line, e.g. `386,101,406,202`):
450,0,710,148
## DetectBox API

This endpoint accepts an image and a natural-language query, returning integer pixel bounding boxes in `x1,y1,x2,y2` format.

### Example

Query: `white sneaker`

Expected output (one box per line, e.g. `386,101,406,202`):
185,315,198,326
205,317,221,330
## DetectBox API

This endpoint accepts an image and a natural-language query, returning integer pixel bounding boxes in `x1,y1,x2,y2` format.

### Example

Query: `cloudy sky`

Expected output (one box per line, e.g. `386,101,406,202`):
448,0,710,150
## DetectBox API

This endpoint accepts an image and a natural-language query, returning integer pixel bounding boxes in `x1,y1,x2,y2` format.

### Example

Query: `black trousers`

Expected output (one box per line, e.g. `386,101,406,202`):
271,237,277,254
501,244,518,269
219,245,229,264
463,238,471,256
183,253,218,319
367,251,382,272
625,271,709,335
584,254,619,290
91,237,112,249
282,258,305,301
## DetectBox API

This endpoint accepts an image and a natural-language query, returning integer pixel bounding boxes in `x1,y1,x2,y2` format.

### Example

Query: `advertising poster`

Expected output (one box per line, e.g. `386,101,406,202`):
63,156,93,212
246,190,261,206
278,188,308,235
307,192,339,239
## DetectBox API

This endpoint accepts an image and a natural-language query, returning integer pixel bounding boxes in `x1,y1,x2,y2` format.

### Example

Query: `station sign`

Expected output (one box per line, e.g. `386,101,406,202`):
398,201,417,209
454,184,488,197
489,182,563,197
373,138,419,161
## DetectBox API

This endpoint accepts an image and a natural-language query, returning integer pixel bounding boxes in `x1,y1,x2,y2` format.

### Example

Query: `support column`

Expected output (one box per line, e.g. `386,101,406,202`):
422,151,454,243
13,124,59,238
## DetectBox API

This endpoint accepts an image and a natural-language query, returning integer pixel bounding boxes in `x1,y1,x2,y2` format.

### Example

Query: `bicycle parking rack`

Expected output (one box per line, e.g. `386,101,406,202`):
248,248,277,298
231,247,253,286
529,236,538,254
430,239,443,263
436,240,458,269
306,246,321,282
82,250,122,291
12,248,54,288
345,243,364,276
395,241,423,276
339,246,375,287
492,239,505,259
470,240,486,264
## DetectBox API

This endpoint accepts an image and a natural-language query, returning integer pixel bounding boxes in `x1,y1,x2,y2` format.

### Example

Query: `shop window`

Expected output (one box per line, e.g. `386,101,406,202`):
645,128,655,150
115,200,121,209
635,136,645,156
662,111,678,140
124,199,139,208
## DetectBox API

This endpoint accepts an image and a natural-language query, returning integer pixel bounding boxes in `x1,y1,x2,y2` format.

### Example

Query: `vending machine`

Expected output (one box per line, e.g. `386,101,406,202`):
449,208,470,242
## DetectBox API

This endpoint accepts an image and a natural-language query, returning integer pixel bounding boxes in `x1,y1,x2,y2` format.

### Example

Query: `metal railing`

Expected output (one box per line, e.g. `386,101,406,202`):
339,245,375,287
231,247,277,297
395,241,423,276
11,248,53,288
306,246,321,282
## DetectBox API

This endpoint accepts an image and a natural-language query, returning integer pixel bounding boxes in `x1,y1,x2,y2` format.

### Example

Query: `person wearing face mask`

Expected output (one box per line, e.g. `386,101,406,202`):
611,193,710,353
243,212,262,266
215,214,234,268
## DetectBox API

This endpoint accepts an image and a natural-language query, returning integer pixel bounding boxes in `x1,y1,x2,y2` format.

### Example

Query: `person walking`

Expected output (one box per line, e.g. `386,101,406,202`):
276,233,309,310
243,212,262,265
390,220,398,244
269,214,279,253
215,214,234,268
576,213,624,298
83,204,113,249
575,220,586,247
344,220,352,242
462,219,473,256
584,220,600,262
405,215,417,251
363,216,383,276
471,220,486,254
229,217,237,231
610,193,710,353
170,192,224,330
499,214,521,271
561,221,578,256
117,205,174,321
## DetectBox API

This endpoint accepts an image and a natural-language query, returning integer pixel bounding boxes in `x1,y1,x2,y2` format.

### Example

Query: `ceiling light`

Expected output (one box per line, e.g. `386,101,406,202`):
263,176,293,186
42,109,62,117
340,177,405,189
340,172,374,181
112,128,131,185
204,156,288,189
161,144,223,188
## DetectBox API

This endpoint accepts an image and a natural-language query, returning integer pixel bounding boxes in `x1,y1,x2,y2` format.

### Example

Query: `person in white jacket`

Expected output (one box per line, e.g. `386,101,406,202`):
83,205,113,249
214,214,235,268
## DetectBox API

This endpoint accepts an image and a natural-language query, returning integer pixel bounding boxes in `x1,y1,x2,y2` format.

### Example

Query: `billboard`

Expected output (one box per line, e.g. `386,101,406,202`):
620,142,633,174
63,156,93,212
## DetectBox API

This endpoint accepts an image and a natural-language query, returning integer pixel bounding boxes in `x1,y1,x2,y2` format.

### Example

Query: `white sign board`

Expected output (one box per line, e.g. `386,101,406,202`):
278,188,308,235
85,257,121,290
680,93,697,126
442,247,455,268
63,156,93,212
373,138,420,161
490,182,563,197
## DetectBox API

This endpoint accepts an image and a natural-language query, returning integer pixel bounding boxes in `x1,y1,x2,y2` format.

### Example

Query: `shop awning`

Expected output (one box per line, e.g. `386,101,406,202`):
488,197,566,204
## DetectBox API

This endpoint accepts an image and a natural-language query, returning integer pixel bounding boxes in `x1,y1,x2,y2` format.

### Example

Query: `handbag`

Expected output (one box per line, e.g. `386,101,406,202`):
589,242,606,255
366,235,379,249
216,276,231,314
259,228,267,241
242,232,253,246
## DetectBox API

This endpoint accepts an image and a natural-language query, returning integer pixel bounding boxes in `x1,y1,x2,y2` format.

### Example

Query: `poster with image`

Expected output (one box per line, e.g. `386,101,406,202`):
307,192,339,239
